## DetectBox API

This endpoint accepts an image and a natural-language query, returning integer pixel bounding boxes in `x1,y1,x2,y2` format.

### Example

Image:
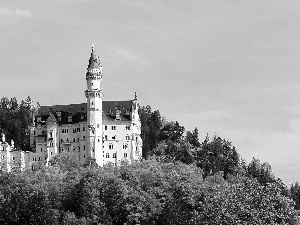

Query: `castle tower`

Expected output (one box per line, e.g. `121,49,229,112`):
85,46,104,166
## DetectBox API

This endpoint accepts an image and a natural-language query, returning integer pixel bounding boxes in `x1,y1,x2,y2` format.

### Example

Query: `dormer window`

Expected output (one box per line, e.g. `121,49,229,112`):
68,116,72,123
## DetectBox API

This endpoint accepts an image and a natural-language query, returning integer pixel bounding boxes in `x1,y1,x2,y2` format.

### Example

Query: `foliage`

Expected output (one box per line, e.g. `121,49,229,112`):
0,96,34,151
196,135,240,179
0,156,297,224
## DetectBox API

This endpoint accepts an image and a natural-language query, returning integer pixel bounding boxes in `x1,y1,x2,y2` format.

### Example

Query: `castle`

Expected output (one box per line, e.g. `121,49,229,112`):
0,45,143,171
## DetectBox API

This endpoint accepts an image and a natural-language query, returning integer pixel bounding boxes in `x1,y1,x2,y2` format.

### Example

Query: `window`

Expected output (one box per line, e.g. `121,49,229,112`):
45,156,47,161
126,135,130,140
78,146,80,152
38,157,41,161
84,155,85,158
83,136,85,140
50,131,53,137
111,126,116,130
106,153,109,158
112,135,116,140
123,144,128,149
41,148,43,152
105,125,107,130
33,131,35,135
77,138,79,142
12,157,15,161
125,126,130,130
61,139,63,143
113,153,116,158
124,153,127,158
51,152,53,155
91,102,94,106
109,144,113,150
98,139,100,142
105,135,107,140
83,145,85,150
82,127,86,131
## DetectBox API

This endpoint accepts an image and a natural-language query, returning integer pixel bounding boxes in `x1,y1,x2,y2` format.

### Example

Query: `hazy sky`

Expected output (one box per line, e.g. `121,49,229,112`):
1,0,300,184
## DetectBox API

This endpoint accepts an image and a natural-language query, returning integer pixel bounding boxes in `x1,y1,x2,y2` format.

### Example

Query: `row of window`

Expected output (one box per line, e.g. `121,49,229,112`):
104,125,130,131
62,127,86,134
32,156,47,161
103,135,130,140
104,153,127,158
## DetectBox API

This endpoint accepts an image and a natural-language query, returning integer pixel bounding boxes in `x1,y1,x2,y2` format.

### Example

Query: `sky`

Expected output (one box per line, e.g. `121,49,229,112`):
1,0,300,184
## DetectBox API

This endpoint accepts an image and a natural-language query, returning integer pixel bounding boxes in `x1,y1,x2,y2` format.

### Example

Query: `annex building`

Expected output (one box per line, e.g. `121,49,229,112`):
0,46,143,171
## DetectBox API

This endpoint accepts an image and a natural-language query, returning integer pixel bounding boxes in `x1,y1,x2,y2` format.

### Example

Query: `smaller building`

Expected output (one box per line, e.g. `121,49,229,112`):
0,133,27,172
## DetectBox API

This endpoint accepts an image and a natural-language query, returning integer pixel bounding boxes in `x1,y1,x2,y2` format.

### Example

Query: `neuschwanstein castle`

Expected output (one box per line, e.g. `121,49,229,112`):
0,45,143,171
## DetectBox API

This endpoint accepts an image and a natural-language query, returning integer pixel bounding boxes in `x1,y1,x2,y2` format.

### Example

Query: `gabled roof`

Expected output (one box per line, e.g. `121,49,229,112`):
36,100,133,125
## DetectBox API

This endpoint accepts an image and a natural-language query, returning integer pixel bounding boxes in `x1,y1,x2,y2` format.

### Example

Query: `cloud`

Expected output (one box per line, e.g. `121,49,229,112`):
0,8,30,17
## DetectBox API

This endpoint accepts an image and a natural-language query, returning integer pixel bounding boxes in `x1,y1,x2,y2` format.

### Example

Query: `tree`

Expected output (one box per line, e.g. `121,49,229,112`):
247,158,275,185
197,135,240,179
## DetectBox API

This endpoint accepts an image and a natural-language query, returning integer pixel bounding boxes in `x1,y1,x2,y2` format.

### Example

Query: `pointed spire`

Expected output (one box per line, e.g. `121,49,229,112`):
88,44,101,70
134,91,137,100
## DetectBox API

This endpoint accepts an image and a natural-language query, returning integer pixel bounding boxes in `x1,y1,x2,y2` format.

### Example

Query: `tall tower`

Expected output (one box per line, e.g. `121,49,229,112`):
85,46,104,166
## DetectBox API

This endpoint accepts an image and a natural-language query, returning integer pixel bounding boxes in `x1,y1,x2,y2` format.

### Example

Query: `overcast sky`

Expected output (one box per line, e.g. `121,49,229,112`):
1,0,300,184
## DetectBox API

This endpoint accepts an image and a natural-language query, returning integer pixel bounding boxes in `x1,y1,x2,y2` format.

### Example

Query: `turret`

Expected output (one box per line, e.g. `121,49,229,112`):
85,45,104,166
1,133,5,143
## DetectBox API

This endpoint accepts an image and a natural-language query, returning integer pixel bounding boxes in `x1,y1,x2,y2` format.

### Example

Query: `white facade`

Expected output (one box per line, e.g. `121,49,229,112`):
0,133,27,172
27,46,142,169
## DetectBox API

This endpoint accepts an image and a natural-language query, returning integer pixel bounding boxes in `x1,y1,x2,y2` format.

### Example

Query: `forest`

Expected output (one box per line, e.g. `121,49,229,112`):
1,97,300,224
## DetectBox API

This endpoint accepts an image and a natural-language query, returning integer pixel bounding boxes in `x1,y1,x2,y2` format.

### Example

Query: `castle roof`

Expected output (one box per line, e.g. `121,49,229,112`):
87,47,101,69
37,100,134,125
